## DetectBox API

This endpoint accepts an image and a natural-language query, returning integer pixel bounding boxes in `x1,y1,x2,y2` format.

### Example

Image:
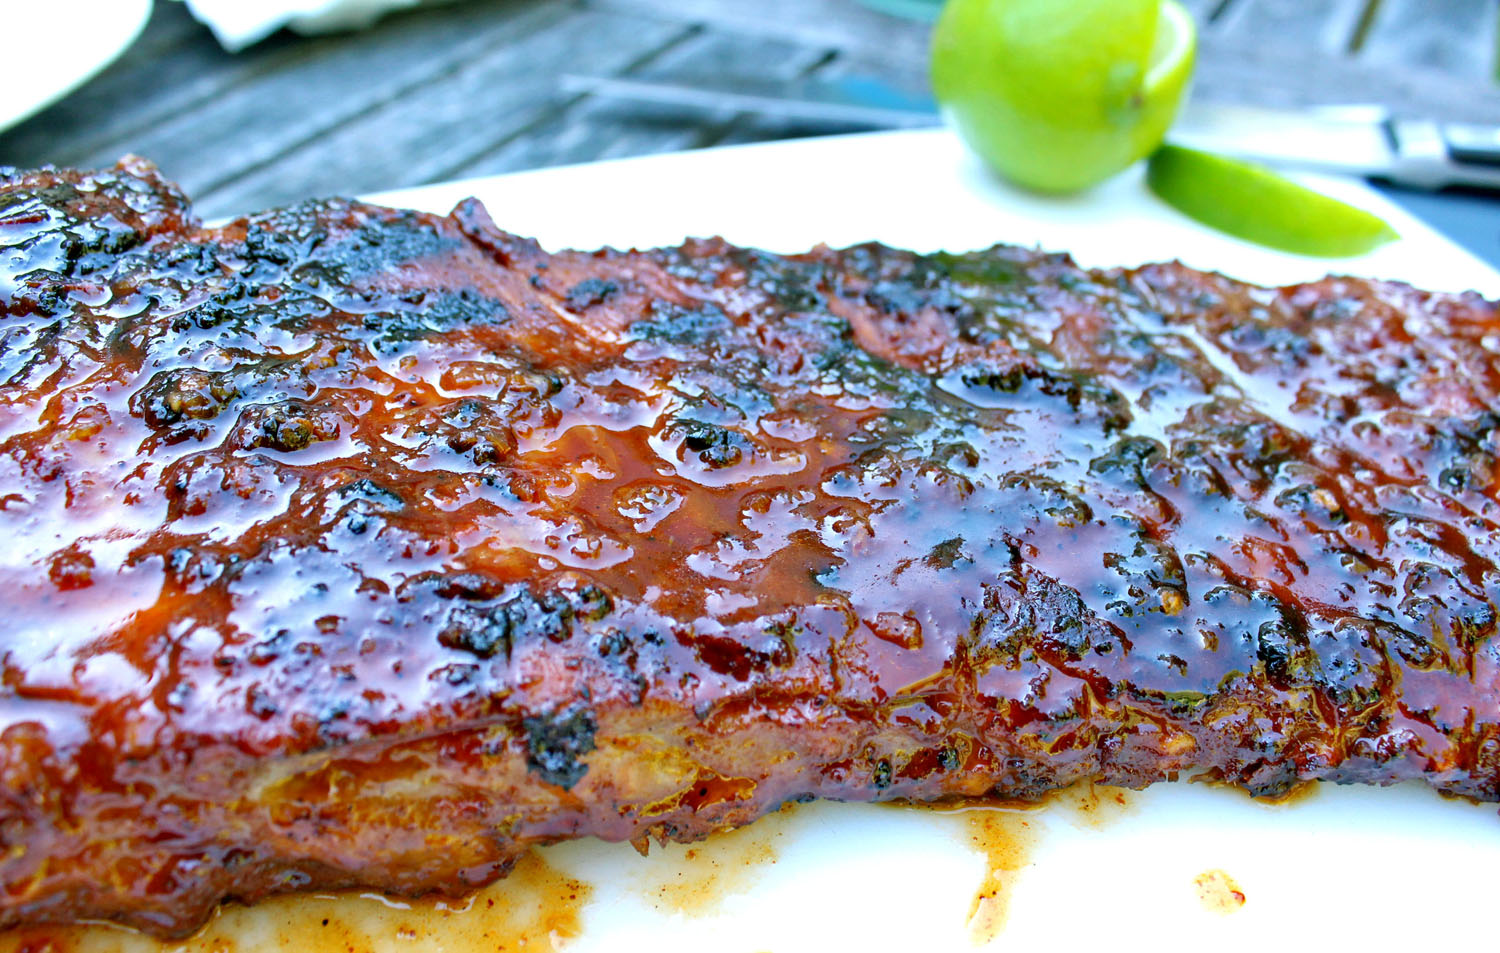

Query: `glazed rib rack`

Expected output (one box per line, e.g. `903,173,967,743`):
0,160,1497,934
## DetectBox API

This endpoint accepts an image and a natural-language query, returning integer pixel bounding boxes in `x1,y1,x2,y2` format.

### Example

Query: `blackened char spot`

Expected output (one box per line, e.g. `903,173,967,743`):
865,278,972,322
235,402,337,452
575,585,613,622
0,177,146,278
565,278,619,309
974,570,1115,668
433,578,606,659
523,705,597,790
363,289,511,354
1256,612,1311,684
136,368,237,429
441,604,514,660
1316,619,1395,712
430,572,507,601
162,282,333,338
330,480,402,534
957,360,1028,394
630,301,733,345
1090,436,1165,484
925,537,971,570
437,398,516,466
943,360,1133,433
677,421,752,469
336,479,406,511
327,215,460,279
232,203,459,284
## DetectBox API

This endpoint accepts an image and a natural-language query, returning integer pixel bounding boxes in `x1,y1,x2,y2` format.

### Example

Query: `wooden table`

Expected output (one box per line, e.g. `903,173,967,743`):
2,0,1497,228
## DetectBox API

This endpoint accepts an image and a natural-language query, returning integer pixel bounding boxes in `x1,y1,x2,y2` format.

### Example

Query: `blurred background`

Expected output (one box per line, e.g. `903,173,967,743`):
2,0,1496,256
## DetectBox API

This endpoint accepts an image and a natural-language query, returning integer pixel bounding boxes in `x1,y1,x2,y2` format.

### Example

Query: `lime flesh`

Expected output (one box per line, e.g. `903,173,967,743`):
932,0,1197,193
1147,144,1400,258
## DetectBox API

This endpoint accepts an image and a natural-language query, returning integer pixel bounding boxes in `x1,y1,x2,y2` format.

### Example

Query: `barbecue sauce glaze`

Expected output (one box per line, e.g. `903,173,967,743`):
1,160,1497,934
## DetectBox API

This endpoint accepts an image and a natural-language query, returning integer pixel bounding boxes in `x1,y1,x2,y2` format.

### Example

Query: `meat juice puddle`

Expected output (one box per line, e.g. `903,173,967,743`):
1192,870,1247,915
627,802,793,918
0,783,1291,953
921,781,1138,944
0,851,590,953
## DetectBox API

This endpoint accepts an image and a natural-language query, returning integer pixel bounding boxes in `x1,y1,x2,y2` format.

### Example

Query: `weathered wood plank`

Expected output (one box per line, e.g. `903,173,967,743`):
705,49,930,150
1210,0,1369,51
198,9,689,218
591,0,1500,121
1358,0,1497,79
451,31,833,181
1175,0,1227,17
0,3,279,168
1194,31,1500,121
590,0,1370,63
70,0,568,201
587,0,932,65
9,0,1498,222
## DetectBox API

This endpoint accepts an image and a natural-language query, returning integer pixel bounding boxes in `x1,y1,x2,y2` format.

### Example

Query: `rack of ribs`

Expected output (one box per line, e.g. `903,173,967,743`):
1,158,1497,936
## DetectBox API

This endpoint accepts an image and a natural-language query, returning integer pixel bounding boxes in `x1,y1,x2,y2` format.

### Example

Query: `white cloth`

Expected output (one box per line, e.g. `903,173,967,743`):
177,0,439,51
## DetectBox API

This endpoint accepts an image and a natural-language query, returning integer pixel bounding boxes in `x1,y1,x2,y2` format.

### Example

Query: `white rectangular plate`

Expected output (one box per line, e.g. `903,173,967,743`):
12,129,1499,953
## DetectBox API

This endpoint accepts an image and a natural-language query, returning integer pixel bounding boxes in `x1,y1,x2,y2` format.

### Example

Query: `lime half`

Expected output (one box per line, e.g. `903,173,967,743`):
933,0,1197,193
1147,144,1399,257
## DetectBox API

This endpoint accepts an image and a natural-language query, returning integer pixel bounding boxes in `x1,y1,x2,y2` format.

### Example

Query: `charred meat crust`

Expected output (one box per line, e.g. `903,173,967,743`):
1,160,1499,935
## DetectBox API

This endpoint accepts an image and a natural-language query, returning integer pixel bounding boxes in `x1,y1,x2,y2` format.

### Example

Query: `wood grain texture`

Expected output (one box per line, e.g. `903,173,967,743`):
1,1,571,201
450,31,834,183
1176,0,1230,17
0,3,282,168
1,0,1498,218
198,9,689,218
709,48,933,150
1358,0,1497,79
587,0,933,65
1210,0,1370,50
120,1,572,202
581,0,1500,123
1195,31,1500,121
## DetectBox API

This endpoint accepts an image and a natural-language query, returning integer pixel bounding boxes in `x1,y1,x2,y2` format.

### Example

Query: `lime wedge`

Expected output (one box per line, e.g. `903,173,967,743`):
1146,144,1399,257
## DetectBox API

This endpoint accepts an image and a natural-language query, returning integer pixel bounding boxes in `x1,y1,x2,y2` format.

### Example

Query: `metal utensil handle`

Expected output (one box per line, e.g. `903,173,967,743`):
1443,124,1500,169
